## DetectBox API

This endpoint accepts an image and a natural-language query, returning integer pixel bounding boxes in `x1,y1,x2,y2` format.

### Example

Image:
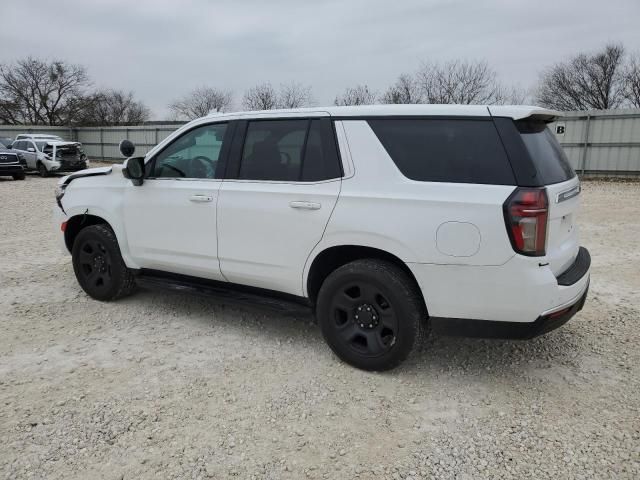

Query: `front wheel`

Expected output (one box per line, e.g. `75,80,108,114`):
316,259,425,371
37,163,48,177
12,172,26,180
72,224,136,301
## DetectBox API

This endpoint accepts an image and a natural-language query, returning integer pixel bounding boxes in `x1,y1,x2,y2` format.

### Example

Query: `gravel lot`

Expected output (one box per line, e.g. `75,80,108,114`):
1,173,639,480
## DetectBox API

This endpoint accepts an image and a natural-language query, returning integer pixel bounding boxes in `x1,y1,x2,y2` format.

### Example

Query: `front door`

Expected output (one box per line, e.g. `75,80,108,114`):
123,122,232,280
217,117,343,296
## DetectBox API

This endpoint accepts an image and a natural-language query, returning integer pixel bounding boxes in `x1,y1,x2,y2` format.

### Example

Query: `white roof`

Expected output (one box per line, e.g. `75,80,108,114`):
203,104,559,122
44,141,80,146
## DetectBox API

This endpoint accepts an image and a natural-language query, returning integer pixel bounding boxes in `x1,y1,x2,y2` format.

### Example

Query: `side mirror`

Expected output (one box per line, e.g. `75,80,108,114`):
119,139,136,157
123,157,145,186
5,144,11,149
27,147,35,153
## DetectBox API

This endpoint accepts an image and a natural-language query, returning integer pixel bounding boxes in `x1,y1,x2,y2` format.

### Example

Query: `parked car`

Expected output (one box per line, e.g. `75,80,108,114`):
0,146,26,180
53,105,590,371
12,138,88,177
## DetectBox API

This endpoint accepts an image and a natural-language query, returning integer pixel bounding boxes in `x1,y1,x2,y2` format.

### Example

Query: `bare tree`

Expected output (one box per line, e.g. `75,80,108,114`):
169,86,233,120
381,74,422,104
416,60,503,104
492,84,530,105
242,83,278,110
0,57,89,125
75,89,150,126
334,84,377,106
537,44,625,111
241,82,313,110
622,54,640,108
278,82,313,108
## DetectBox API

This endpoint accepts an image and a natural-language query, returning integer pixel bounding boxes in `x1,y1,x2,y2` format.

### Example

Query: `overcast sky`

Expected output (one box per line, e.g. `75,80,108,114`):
3,0,640,119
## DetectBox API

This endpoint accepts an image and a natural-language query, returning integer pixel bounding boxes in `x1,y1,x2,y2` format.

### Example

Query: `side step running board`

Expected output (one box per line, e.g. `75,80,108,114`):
134,270,313,318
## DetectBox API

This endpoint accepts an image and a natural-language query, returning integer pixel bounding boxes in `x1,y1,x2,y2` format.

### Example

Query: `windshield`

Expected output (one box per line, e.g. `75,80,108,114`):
516,120,575,185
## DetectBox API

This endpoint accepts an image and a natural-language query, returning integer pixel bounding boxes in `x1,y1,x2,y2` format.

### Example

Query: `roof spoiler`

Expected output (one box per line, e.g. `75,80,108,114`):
488,106,560,123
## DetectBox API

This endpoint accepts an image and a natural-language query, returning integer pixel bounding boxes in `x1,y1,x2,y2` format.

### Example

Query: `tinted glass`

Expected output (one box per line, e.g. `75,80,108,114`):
240,120,307,181
13,141,25,150
239,119,342,182
302,120,342,181
368,119,515,185
516,120,575,185
152,123,227,179
36,141,47,151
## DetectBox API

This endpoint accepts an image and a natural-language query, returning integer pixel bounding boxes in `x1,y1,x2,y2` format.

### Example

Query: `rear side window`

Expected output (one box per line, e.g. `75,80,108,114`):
516,120,575,185
368,119,515,185
238,119,341,182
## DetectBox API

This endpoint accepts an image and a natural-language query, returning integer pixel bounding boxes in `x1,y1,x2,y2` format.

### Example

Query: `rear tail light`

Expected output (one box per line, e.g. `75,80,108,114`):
503,187,548,256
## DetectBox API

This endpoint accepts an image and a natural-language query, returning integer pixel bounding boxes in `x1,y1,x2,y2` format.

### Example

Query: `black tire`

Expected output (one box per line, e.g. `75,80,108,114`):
12,172,26,180
72,224,136,301
37,162,48,177
316,259,425,371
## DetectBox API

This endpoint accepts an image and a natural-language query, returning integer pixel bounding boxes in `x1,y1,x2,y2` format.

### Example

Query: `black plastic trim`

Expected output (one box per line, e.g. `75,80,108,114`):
557,247,591,286
224,119,248,179
135,269,313,317
492,117,543,187
431,281,589,340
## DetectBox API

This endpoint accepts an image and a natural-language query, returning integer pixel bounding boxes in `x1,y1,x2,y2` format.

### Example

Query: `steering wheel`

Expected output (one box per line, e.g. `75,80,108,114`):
191,156,215,178
162,164,186,177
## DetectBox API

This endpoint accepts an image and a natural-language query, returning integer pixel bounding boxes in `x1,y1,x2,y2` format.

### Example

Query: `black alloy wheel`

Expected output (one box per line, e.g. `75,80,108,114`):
72,225,136,301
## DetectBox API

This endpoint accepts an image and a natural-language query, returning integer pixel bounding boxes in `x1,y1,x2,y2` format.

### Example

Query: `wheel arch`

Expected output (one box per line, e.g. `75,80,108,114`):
305,245,426,312
64,214,112,253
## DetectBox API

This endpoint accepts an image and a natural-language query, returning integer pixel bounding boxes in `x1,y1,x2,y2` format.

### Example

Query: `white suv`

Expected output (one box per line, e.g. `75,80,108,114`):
54,105,590,371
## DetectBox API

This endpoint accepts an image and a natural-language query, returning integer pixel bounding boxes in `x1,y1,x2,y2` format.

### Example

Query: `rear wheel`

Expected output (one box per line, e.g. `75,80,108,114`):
316,259,425,371
37,162,48,177
72,224,136,301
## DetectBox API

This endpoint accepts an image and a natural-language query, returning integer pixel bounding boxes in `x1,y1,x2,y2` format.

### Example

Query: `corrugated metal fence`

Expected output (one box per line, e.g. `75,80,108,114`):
549,109,640,176
0,124,184,161
2,109,640,175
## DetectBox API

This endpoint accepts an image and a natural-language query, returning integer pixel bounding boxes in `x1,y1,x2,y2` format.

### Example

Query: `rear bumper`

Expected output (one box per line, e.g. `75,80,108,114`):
408,246,591,334
431,280,589,339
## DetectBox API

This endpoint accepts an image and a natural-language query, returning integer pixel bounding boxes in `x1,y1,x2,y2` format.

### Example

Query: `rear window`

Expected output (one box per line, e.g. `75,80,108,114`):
367,119,515,185
516,120,575,185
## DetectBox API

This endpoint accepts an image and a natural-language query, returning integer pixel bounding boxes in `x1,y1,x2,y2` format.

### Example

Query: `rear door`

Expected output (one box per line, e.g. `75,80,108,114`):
217,116,342,295
516,120,580,275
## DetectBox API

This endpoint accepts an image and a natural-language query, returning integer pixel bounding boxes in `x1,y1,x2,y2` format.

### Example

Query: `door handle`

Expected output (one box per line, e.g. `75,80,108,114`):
189,194,213,203
289,201,321,210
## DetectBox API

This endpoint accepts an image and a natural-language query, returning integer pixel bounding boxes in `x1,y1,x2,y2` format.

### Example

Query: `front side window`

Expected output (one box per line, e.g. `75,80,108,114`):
238,119,341,182
151,123,228,179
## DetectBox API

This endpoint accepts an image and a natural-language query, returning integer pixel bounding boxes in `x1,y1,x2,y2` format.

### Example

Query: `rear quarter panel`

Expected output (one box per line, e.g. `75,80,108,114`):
313,120,517,267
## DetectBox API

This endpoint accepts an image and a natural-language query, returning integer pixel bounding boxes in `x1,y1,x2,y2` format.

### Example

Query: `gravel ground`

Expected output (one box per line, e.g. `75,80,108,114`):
0,173,639,480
